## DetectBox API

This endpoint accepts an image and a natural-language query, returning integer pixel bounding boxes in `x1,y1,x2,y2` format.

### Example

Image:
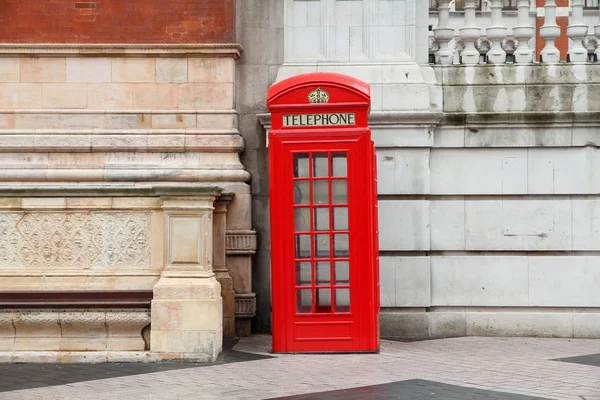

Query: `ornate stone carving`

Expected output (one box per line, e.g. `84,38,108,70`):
235,293,256,318
225,230,257,255
0,212,151,269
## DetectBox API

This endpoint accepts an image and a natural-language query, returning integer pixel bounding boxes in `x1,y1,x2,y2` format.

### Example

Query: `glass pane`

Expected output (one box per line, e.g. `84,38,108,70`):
316,288,331,312
332,180,347,203
314,208,330,231
294,208,310,232
315,234,330,257
294,154,309,178
296,262,312,286
313,181,329,204
313,153,328,177
294,181,310,204
315,261,330,285
333,207,348,230
334,234,349,257
334,288,350,313
334,261,350,284
295,234,311,258
332,153,347,177
296,289,312,313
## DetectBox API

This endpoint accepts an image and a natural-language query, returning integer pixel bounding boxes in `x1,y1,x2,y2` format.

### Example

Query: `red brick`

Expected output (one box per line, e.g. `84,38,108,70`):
0,0,235,44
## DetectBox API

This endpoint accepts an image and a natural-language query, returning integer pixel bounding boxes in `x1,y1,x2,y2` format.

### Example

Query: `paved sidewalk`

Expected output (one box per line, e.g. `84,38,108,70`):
1,336,599,400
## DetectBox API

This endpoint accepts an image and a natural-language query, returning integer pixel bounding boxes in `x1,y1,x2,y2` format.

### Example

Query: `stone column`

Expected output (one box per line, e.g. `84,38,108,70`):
213,193,236,339
151,193,222,362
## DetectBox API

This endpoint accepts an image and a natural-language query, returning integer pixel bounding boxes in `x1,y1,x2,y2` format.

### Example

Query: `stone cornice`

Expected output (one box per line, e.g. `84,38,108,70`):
0,43,243,58
0,184,222,197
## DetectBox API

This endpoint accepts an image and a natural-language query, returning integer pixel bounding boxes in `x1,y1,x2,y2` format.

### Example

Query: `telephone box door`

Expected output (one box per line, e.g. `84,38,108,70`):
268,73,379,353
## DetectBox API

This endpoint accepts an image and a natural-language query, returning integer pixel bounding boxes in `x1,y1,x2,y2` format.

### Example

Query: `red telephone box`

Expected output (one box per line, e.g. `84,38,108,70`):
267,73,379,353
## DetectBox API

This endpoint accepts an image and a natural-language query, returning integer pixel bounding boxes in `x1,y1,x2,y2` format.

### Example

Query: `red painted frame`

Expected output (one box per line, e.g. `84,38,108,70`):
267,73,379,353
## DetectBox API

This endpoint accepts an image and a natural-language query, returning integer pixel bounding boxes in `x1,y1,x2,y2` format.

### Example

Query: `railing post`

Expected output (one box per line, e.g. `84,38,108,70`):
540,0,561,63
434,0,455,65
513,0,535,63
459,0,482,64
487,0,507,64
567,0,589,62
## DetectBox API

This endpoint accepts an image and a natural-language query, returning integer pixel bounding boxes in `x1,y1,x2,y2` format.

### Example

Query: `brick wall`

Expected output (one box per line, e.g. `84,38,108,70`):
0,0,235,43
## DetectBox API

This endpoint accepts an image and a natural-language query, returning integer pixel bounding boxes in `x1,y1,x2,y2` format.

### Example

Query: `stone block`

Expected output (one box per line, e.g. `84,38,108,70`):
527,148,595,194
430,312,467,338
431,148,528,195
151,301,181,331
180,300,222,331
189,58,235,83
13,114,59,129
378,200,430,251
178,83,215,109
21,197,66,209
433,126,465,148
60,337,107,352
60,351,108,363
529,257,600,307
372,126,433,148
66,57,111,83
66,197,112,209
431,256,529,306
60,114,105,128
227,256,252,293
376,149,430,195
12,351,60,363
465,198,572,251
0,58,20,82
41,83,87,108
87,84,133,109
466,312,573,337
21,58,66,82
379,257,396,307
0,114,14,128
0,83,41,108
573,199,600,250
152,114,196,129
430,199,465,250
112,58,155,83
156,58,187,83
197,113,237,129
133,84,178,109
379,311,429,338
395,257,431,307
573,312,600,338
59,311,106,339
107,351,150,363
104,114,140,129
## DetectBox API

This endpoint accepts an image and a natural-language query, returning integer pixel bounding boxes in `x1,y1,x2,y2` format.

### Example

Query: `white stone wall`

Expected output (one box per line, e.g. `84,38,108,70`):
379,64,600,339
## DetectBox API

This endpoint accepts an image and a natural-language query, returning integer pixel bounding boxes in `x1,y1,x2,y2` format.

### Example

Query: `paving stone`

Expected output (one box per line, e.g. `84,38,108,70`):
0,336,599,400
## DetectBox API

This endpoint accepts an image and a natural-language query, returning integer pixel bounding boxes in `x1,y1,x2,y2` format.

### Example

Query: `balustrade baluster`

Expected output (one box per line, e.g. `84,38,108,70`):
513,0,535,63
540,0,561,63
567,0,589,62
459,0,482,64
487,0,508,64
434,0,455,65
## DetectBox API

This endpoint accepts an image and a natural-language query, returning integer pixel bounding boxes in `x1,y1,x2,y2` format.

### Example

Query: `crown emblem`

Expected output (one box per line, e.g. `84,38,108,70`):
308,87,330,104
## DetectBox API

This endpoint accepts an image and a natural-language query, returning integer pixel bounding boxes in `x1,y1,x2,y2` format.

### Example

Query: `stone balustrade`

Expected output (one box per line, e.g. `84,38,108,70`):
431,0,600,64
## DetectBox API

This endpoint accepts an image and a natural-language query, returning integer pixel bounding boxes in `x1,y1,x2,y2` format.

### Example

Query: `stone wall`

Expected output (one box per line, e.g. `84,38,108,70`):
0,43,253,361
380,64,600,339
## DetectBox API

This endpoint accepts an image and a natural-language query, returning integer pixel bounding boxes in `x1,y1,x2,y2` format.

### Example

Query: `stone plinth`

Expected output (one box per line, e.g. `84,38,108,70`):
151,195,223,362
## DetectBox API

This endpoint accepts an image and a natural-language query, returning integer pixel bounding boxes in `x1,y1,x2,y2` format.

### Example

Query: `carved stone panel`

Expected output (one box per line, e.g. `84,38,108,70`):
0,212,151,269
